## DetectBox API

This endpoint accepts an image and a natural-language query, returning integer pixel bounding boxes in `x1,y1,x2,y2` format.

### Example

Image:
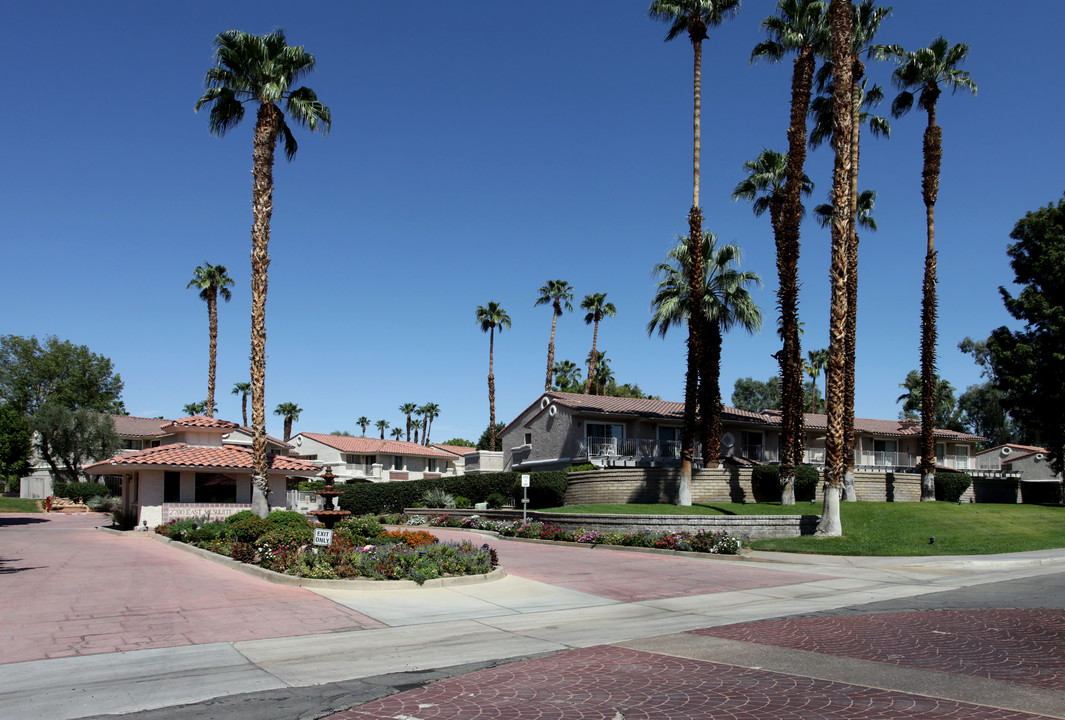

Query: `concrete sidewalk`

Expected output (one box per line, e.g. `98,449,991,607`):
2,513,1064,719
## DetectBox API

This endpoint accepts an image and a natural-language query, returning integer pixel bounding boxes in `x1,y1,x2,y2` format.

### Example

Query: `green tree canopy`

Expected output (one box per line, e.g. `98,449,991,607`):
32,402,119,483
988,194,1065,479
0,403,32,489
896,369,964,432
731,376,782,413
0,335,124,417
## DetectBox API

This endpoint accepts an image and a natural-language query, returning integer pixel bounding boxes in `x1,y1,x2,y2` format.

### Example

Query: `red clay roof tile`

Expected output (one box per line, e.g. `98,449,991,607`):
298,433,460,458
85,444,320,474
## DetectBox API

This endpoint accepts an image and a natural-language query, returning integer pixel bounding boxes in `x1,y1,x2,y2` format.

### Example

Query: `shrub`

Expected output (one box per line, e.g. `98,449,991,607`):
486,492,507,509
267,510,311,528
225,510,259,524
87,495,121,512
298,481,325,492
751,465,820,502
453,495,472,509
53,481,111,501
230,542,257,563
111,507,138,530
255,526,314,572
380,529,438,547
226,515,271,543
514,471,568,509
335,514,384,542
338,471,562,515
936,472,973,503
422,488,456,508
565,464,597,473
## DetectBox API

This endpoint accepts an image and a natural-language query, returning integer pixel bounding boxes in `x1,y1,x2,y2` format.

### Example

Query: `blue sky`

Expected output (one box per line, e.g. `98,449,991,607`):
2,1,1061,443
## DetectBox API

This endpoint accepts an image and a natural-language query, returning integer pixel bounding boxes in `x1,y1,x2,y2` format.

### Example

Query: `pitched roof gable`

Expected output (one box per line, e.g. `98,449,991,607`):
84,444,320,474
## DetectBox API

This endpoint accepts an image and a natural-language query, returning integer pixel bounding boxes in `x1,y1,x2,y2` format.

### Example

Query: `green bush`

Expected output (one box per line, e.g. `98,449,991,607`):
453,495,472,509
515,471,568,508
751,465,820,502
935,472,973,502
225,510,259,524
267,510,310,528
565,464,597,473
226,515,271,543
486,492,507,509
111,507,138,530
298,481,325,492
87,495,121,512
422,488,456,508
335,514,383,543
53,481,111,501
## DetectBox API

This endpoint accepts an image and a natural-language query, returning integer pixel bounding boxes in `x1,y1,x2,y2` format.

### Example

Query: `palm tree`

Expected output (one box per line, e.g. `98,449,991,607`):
874,36,976,501
231,381,251,427
418,403,440,446
580,294,616,395
649,0,740,506
390,427,404,440
476,302,512,452
274,402,302,442
587,351,615,395
816,0,856,536
410,419,423,445
732,148,812,502
649,232,762,471
815,188,880,498
399,402,418,442
356,416,371,437
183,401,207,416
805,348,829,412
196,29,331,517
186,263,234,418
376,419,390,440
552,360,582,392
534,280,575,392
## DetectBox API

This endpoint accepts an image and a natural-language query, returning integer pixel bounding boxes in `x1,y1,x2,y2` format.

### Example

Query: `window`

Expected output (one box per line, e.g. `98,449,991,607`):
586,423,623,455
524,433,532,446
164,471,180,503
121,438,142,451
740,431,764,461
873,439,898,467
194,472,236,503
427,458,436,472
955,445,970,469
936,443,946,464
393,456,404,471
657,427,682,458
345,454,357,464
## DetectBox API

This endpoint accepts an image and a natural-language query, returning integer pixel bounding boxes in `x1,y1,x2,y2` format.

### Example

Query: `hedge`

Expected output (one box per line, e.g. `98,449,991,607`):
750,465,820,503
339,471,568,515
53,481,112,501
935,472,973,502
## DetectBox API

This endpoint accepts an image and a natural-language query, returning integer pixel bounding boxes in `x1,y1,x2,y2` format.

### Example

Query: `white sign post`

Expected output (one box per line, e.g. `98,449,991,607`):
520,474,530,522
313,528,333,547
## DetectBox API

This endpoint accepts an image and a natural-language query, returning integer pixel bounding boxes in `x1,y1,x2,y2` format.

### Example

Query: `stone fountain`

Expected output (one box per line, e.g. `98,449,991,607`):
307,466,350,529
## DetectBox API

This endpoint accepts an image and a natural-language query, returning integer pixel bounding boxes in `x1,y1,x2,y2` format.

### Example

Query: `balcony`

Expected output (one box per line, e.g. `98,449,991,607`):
578,438,702,466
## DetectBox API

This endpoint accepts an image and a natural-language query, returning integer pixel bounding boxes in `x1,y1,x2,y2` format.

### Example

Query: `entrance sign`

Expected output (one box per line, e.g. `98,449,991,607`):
313,528,333,547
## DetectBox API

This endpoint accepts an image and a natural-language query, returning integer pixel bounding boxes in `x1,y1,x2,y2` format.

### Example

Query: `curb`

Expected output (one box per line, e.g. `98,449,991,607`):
106,528,507,590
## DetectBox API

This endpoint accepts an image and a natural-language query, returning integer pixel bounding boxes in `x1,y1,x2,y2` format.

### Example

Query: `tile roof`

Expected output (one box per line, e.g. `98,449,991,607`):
84,444,321,474
432,444,477,456
297,433,460,458
162,416,241,431
109,415,169,438
517,392,984,442
975,443,1048,457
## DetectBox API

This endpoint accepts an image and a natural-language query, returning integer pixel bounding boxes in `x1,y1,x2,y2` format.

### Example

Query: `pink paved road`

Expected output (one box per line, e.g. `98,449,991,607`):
0,513,383,664
426,527,831,602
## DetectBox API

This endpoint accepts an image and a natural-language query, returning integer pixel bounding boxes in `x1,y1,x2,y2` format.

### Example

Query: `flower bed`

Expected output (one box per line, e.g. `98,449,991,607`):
388,513,741,555
154,511,497,584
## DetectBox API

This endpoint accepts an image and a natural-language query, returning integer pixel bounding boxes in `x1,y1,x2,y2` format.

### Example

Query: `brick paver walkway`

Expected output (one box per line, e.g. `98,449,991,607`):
333,645,1051,720
695,609,1065,690
0,513,383,664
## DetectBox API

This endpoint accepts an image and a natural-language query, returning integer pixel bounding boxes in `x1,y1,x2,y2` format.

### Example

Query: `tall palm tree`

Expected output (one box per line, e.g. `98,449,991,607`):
390,427,404,441
732,148,812,502
810,0,891,499
534,280,575,392
418,403,440,446
814,187,880,498
183,401,207,416
816,0,856,536
580,294,617,395
187,263,234,419
874,36,976,501
410,419,423,446
588,351,615,396
356,416,371,437
649,232,762,470
649,0,741,506
231,381,251,427
399,402,418,442
751,0,827,504
805,348,829,412
376,419,390,440
273,402,302,442
552,360,582,392
476,302,512,452
196,29,331,517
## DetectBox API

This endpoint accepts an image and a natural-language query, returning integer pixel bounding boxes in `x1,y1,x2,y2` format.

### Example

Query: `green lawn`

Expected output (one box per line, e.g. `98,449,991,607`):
0,497,42,513
539,502,1065,556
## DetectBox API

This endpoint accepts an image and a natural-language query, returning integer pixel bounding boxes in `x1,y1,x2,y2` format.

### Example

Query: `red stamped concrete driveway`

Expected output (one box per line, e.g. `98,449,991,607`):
0,513,382,665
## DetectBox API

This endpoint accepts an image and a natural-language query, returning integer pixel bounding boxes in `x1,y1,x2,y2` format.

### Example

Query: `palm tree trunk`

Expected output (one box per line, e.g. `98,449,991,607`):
699,321,723,469
206,292,217,418
250,102,279,519
283,416,292,443
842,61,863,503
679,208,704,506
546,312,558,392
920,106,942,501
585,320,600,394
241,392,248,428
817,0,855,537
488,326,497,452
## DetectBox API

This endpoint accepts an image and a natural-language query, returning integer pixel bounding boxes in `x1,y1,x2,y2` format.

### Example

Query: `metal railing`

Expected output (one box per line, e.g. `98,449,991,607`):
578,438,700,461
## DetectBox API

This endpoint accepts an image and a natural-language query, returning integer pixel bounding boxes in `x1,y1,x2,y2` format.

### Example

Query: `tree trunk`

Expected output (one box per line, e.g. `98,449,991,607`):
842,59,864,504
699,320,723,469
241,393,248,428
817,0,854,537
919,108,942,502
546,310,558,392
585,319,600,394
679,207,705,506
206,291,217,418
488,326,497,452
249,102,279,519
283,417,292,443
